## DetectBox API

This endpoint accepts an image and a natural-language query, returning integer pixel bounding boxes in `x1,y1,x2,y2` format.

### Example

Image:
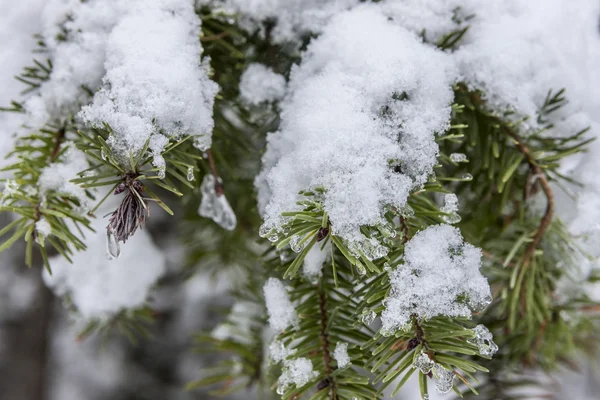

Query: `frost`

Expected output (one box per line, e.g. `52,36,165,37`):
198,174,237,231
381,224,491,333
203,0,360,43
470,324,498,357
257,4,457,245
80,0,218,166
263,277,298,332
239,63,286,105
433,363,455,394
276,357,318,394
43,213,166,320
413,352,435,374
302,242,330,282
333,342,350,368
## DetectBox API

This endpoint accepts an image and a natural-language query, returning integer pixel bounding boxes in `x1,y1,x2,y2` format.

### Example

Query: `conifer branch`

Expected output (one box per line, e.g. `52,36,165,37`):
317,281,337,399
503,128,555,268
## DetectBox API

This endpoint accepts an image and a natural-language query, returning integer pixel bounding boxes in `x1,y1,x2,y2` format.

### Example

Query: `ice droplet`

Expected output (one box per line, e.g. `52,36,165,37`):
259,223,271,238
441,193,461,224
413,352,435,374
290,235,304,253
187,166,195,181
461,173,473,181
469,324,498,357
357,264,367,276
198,174,237,231
423,394,430,400
276,385,285,395
361,309,376,325
101,149,107,161
433,364,455,394
157,166,166,179
450,153,467,163
106,228,120,260
268,233,279,242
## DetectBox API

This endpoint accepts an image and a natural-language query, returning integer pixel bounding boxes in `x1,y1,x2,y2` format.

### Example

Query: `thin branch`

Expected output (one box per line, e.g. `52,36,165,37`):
200,31,230,42
206,149,224,196
317,282,337,399
504,128,555,267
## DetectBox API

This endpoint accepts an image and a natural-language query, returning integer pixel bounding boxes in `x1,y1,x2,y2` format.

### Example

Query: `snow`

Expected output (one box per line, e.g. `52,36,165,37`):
381,224,491,332
277,357,318,394
333,341,350,368
38,145,90,211
256,4,457,245
43,206,166,320
198,174,237,231
35,217,52,238
263,277,298,332
269,339,296,363
210,300,263,345
24,0,127,128
239,63,286,105
80,0,218,167
203,0,360,43
302,242,330,282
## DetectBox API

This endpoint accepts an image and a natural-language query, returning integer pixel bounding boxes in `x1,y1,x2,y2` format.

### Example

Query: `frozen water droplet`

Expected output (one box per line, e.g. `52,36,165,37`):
290,235,304,253
198,174,237,231
442,212,462,224
450,153,467,163
361,309,376,325
268,233,279,242
101,149,107,161
383,262,392,272
187,166,195,181
357,264,366,276
276,384,285,395
158,166,166,179
423,394,430,400
433,364,455,394
106,228,120,260
259,223,271,238
413,352,435,374
400,206,414,218
461,173,473,181
469,324,498,357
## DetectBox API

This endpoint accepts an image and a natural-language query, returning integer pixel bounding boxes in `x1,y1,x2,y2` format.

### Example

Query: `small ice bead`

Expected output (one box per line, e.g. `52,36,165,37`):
461,173,473,181
450,153,467,163
198,174,237,231
187,166,195,181
361,309,376,325
106,228,121,260
158,166,166,179
442,212,461,224
101,149,107,161
423,394,430,400
333,342,350,368
259,223,271,238
289,235,304,253
268,233,279,242
433,364,455,394
413,352,435,374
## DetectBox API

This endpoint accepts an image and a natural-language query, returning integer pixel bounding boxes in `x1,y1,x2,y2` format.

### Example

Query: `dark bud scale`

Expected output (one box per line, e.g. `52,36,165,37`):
317,226,329,242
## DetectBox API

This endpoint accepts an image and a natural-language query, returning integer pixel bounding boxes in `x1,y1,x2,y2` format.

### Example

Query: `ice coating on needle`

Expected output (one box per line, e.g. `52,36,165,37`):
277,357,318,394
198,174,237,231
256,4,457,244
333,342,350,368
381,224,491,332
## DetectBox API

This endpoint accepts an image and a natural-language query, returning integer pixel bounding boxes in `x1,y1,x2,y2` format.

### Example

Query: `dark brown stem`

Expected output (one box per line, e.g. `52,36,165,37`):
399,216,410,244
206,149,224,196
49,127,66,162
200,31,229,42
504,128,555,267
317,282,337,399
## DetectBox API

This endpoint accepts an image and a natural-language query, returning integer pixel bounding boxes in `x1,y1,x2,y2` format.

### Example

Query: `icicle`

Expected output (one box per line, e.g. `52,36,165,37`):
106,227,121,260
187,166,195,181
469,324,498,357
289,234,304,253
433,364,455,394
198,174,237,231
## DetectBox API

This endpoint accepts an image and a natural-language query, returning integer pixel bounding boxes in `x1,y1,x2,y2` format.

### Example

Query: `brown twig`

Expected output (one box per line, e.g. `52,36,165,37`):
206,149,224,196
49,127,66,162
317,283,337,400
504,128,555,267
200,31,230,42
